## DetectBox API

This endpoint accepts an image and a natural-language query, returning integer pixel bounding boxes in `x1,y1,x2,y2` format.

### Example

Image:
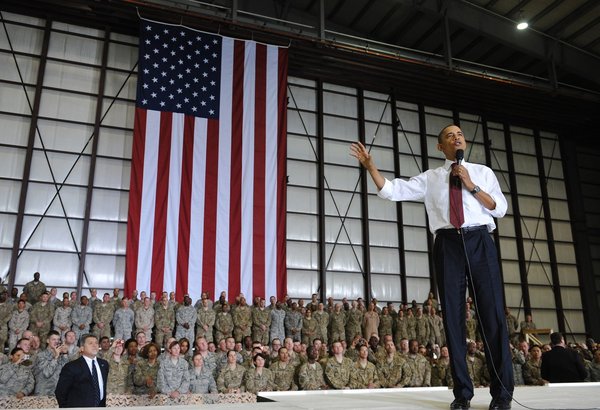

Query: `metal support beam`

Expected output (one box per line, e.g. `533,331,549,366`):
357,89,372,303
318,0,325,40
77,27,111,296
232,0,238,21
418,104,435,296
441,6,453,69
7,19,51,291
390,94,407,303
533,130,565,333
560,137,600,340
316,80,327,303
503,124,531,317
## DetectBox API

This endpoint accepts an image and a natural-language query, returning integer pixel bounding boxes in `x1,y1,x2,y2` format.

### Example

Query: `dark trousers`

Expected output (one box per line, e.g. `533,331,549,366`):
434,228,514,402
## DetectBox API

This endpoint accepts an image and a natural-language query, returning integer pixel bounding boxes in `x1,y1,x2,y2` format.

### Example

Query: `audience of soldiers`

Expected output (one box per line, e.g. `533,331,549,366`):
0,272,599,401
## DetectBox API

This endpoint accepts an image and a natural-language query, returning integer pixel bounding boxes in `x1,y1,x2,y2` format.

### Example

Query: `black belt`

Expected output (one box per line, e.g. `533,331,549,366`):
435,225,487,235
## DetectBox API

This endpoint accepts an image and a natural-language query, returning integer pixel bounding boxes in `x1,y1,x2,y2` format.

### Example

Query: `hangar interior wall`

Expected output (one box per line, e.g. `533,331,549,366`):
0,11,588,338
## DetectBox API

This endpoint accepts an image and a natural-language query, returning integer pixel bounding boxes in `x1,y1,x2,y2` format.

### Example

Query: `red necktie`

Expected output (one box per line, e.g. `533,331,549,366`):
449,163,464,229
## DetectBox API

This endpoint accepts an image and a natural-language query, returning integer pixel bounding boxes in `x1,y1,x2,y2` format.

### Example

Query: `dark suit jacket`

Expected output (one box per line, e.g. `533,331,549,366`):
55,356,109,408
540,345,586,383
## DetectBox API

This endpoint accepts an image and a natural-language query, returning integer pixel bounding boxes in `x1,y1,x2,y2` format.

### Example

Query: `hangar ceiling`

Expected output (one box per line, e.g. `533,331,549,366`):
3,0,600,94
2,0,599,134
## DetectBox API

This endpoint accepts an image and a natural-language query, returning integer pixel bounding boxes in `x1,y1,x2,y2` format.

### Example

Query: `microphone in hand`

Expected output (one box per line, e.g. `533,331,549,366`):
455,149,464,165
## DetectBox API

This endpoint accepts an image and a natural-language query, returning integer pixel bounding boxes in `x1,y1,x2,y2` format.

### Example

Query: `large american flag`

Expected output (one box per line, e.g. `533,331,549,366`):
125,20,287,303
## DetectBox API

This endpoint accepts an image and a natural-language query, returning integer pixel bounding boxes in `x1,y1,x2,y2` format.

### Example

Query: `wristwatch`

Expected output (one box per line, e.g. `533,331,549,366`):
470,185,481,195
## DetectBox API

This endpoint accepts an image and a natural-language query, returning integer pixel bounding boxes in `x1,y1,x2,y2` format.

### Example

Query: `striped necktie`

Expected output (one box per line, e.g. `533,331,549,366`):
449,163,464,229
91,359,101,406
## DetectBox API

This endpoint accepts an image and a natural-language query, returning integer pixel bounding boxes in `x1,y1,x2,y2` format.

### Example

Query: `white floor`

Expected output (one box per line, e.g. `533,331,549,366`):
28,384,599,410
252,384,600,410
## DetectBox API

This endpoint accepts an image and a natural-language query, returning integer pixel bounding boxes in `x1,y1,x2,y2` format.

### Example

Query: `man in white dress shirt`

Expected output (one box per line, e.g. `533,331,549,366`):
351,124,513,410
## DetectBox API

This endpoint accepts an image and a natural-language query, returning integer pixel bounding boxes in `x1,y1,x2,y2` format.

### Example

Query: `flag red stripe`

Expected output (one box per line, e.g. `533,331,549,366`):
176,116,194,299
150,111,172,294
126,24,288,302
125,107,147,292
253,44,267,300
277,48,288,299
202,119,219,298
228,41,245,301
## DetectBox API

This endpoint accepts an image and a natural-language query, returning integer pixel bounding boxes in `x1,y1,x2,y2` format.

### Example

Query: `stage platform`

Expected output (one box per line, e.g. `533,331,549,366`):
249,384,600,410
6,384,598,409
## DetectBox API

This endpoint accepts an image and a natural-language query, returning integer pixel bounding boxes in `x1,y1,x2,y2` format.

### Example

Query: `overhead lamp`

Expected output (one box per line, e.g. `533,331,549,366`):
516,11,528,30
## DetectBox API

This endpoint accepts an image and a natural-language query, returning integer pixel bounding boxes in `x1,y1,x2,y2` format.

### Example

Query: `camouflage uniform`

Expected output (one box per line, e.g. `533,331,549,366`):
377,353,412,388
175,305,197,342
301,316,318,345
269,308,286,344
466,354,488,387
251,307,271,345
466,317,478,341
8,308,29,349
406,314,417,340
157,356,191,395
189,366,218,393
345,308,363,343
195,307,215,343
414,315,429,346
269,360,297,391
328,310,346,343
428,314,443,346
0,300,12,349
0,361,35,396
107,356,132,395
53,305,72,340
70,304,92,341
324,356,354,389
244,367,276,393
378,314,393,340
523,359,544,385
394,316,408,345
93,301,115,339
217,364,246,393
23,280,46,305
284,309,302,342
113,307,135,340
313,310,329,344
135,306,155,341
154,304,175,348
213,311,234,343
232,305,252,342
505,312,519,345
29,301,54,343
298,361,326,390
405,353,431,387
132,358,159,395
431,357,452,387
216,351,243,374
198,351,218,378
348,360,380,389
586,361,600,382
33,348,69,395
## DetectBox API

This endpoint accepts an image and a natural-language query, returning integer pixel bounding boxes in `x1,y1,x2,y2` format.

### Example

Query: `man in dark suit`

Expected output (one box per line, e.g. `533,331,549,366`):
540,332,586,383
55,334,109,407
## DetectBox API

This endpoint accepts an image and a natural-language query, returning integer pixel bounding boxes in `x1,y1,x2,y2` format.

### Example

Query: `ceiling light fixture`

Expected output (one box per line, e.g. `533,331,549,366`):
516,10,528,30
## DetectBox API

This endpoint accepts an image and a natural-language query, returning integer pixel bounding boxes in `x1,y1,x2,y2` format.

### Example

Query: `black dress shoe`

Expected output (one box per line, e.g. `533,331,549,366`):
489,399,511,410
450,398,470,410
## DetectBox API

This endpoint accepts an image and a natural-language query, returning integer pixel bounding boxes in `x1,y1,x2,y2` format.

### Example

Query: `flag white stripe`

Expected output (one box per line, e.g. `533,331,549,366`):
241,41,256,300
188,117,208,303
215,37,234,297
265,47,279,299
137,110,160,293
164,113,184,293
